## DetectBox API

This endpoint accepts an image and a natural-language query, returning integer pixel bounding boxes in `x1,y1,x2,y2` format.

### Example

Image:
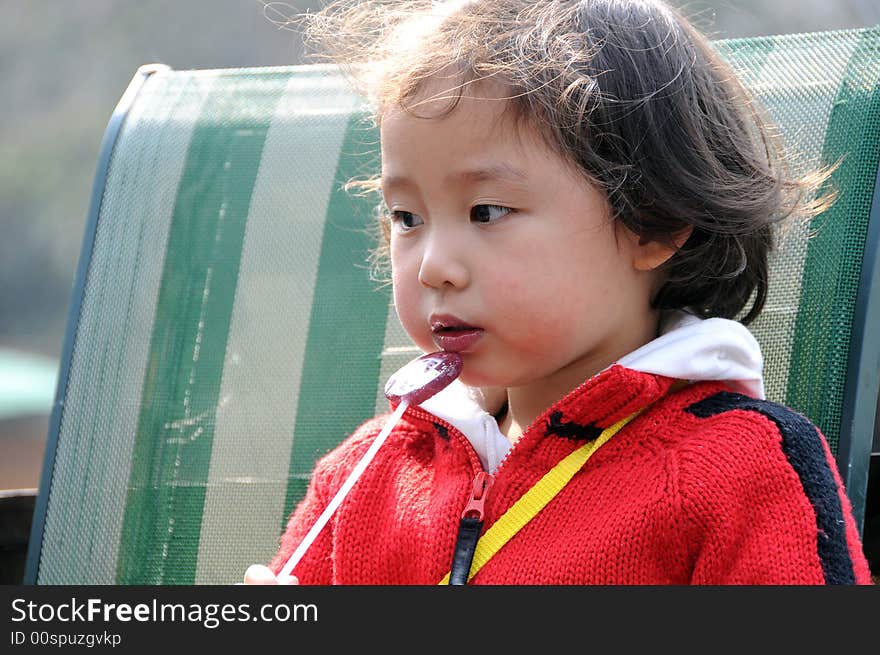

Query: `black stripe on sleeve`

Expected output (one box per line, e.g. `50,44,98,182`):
686,391,855,584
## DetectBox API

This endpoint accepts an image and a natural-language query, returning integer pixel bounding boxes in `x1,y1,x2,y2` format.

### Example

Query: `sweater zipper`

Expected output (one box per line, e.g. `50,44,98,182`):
405,389,614,584
448,471,494,585
405,402,551,583
403,405,494,584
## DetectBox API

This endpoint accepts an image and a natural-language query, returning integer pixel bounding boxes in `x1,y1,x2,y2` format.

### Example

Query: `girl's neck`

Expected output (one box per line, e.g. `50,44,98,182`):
496,313,660,443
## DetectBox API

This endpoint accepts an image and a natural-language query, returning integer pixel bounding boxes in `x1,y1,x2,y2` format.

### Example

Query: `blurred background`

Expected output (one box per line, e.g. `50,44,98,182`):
1,0,879,577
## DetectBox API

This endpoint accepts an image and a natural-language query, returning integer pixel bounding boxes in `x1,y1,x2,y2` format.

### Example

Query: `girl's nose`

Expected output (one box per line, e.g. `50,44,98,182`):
417,237,470,290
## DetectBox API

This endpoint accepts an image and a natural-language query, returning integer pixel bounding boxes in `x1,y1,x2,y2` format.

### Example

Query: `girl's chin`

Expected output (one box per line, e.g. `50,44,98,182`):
454,366,507,391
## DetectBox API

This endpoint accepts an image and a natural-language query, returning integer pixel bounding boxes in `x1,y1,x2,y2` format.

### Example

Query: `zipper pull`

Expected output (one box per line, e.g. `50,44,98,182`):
461,471,494,521
448,472,494,585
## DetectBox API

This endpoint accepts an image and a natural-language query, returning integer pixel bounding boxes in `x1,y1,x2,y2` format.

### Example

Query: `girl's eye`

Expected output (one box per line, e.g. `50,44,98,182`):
389,210,423,230
471,204,513,223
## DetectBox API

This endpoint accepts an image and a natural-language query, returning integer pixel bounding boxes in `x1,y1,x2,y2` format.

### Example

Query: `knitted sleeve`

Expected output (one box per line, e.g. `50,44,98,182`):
678,392,871,585
268,415,388,584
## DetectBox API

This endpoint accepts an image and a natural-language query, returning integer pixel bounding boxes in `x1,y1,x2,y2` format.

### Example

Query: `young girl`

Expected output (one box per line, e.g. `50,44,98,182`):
245,0,871,585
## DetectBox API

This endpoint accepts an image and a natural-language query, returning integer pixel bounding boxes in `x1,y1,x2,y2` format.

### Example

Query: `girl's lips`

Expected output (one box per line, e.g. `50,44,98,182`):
431,328,484,353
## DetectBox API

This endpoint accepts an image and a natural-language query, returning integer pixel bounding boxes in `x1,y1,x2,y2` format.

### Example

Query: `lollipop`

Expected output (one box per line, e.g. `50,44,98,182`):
383,350,464,406
277,351,463,578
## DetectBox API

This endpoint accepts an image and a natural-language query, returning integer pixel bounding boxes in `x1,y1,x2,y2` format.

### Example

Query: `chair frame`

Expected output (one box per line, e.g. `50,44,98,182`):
839,162,880,528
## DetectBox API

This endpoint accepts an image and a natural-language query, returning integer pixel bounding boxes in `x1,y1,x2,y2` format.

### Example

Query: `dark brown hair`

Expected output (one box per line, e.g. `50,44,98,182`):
295,0,835,324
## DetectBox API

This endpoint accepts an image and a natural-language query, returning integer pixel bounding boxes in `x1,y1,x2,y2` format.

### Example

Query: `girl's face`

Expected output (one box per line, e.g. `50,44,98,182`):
380,81,662,398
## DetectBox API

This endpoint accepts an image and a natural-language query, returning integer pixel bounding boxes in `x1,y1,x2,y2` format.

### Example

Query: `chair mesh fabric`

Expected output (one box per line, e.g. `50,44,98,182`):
717,29,879,455
38,67,395,583
34,28,880,583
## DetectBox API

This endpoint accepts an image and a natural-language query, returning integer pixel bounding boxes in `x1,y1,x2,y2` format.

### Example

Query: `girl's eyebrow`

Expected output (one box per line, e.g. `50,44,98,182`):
449,163,529,185
383,162,529,192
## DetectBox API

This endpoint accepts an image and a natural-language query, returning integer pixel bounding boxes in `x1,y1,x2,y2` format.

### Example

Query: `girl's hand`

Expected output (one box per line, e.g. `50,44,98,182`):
241,564,298,585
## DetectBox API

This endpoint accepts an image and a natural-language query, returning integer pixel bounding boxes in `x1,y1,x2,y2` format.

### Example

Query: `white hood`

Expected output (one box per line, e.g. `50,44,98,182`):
616,310,764,399
418,310,764,473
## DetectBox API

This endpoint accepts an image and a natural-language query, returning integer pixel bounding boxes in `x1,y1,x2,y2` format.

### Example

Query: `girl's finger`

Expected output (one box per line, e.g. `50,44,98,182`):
243,564,279,585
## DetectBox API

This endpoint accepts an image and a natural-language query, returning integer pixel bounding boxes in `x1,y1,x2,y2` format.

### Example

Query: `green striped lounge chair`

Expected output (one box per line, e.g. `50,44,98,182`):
25,27,880,584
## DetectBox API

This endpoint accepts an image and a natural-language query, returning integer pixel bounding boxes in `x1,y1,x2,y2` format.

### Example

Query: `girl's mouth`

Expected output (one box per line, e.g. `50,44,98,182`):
431,327,484,353
430,315,484,353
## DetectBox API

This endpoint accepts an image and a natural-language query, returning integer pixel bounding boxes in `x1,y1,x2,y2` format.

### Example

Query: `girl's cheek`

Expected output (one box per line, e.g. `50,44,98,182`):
392,278,427,345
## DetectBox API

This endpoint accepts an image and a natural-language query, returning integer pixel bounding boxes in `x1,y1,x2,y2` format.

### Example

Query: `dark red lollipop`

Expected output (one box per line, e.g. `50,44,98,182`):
384,350,463,406
277,350,463,578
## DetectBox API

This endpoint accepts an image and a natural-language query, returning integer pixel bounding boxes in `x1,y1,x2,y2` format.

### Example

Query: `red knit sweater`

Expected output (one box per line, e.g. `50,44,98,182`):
269,365,871,584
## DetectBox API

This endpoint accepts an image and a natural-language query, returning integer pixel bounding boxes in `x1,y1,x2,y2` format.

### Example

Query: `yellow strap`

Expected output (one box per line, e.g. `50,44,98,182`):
438,410,641,585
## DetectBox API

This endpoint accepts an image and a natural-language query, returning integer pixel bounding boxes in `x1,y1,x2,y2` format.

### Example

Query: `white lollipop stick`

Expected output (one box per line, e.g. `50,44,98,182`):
278,400,409,578
277,351,462,579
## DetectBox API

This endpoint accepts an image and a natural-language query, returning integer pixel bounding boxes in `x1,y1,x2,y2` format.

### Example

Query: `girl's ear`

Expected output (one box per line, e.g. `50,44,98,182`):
631,227,693,271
